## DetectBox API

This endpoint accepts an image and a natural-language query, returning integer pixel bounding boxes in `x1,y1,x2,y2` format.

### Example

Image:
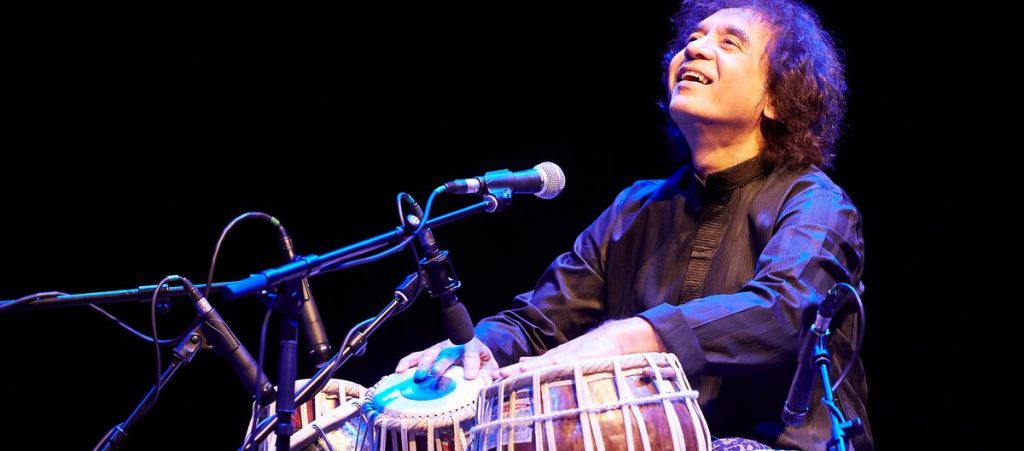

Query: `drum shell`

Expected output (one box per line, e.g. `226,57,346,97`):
256,378,369,451
471,353,711,451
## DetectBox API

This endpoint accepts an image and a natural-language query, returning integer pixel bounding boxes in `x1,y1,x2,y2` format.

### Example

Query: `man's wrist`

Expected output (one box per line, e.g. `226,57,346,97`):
606,317,666,354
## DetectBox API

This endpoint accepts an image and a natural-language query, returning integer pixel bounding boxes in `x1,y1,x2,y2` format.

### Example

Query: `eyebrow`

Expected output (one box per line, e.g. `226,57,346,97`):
691,24,752,46
722,25,751,46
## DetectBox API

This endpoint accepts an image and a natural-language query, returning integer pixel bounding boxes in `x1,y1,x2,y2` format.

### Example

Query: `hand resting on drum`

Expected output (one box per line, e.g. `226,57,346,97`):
396,317,665,382
499,317,666,379
395,336,500,383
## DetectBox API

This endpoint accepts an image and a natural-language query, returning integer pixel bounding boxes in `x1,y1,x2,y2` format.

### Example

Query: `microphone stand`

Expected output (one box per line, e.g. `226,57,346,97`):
222,198,499,451
267,277,303,451
0,196,503,313
2,192,513,451
216,195,502,302
0,282,232,312
810,330,864,451
93,327,204,451
93,276,277,450
243,272,421,451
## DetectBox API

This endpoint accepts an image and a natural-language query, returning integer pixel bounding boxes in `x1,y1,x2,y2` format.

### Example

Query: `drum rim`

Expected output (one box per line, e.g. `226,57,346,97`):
364,366,492,426
482,352,686,393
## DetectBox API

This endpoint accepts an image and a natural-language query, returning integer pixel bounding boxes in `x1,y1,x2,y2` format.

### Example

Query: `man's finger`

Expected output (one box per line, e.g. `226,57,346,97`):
414,347,444,381
418,346,460,383
463,352,481,379
395,351,423,373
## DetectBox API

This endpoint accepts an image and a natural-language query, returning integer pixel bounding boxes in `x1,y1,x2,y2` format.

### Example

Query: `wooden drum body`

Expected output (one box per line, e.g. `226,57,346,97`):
471,353,710,451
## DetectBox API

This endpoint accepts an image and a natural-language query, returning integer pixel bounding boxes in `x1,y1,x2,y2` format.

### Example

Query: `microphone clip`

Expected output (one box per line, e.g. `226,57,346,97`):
470,170,520,213
419,249,461,299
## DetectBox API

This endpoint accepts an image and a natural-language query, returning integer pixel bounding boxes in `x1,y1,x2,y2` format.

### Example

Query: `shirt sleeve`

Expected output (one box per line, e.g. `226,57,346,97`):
474,183,650,366
637,186,865,377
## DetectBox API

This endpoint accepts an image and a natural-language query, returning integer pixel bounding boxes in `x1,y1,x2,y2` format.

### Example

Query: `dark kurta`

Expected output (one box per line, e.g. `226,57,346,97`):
475,156,873,450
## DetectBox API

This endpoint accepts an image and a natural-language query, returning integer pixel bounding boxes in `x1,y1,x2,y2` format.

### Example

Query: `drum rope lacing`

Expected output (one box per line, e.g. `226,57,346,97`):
466,389,699,436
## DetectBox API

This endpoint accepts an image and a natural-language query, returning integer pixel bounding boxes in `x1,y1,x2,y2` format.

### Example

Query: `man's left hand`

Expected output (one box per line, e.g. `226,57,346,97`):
492,316,666,379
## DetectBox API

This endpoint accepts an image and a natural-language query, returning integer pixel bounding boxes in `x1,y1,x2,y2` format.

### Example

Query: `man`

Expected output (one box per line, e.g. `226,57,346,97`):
398,1,872,448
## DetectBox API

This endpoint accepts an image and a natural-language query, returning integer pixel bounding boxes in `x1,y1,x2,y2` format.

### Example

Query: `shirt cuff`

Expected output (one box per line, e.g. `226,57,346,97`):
637,302,708,377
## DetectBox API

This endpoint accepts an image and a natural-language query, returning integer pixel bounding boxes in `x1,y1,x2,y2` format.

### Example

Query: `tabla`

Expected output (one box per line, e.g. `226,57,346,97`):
470,353,711,451
254,378,370,451
363,366,491,451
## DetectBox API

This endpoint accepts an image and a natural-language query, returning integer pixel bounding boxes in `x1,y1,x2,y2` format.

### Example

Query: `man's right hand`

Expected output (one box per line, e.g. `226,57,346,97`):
395,337,499,382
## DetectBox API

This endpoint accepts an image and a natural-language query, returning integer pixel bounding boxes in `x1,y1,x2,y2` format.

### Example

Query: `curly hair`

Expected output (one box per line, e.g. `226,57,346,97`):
664,0,847,169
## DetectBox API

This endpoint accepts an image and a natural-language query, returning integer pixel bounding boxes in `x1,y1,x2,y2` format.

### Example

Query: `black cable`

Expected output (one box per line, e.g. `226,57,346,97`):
325,187,443,273
0,291,66,312
149,276,176,401
822,398,848,424
239,191,440,450
206,212,278,298
79,212,282,348
240,192,435,450
241,307,275,447
414,187,444,238
396,192,411,228
831,282,865,392
325,236,417,272
397,192,423,268
205,212,298,448
88,304,183,346
256,307,273,394
344,317,375,357
239,314,375,451
3,290,195,346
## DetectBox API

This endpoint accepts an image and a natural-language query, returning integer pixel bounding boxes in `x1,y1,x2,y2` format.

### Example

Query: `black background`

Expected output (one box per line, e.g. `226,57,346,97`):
1,2,977,449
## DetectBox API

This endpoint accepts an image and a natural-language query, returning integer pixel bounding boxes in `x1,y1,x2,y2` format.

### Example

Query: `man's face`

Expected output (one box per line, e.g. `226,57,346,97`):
667,8,775,130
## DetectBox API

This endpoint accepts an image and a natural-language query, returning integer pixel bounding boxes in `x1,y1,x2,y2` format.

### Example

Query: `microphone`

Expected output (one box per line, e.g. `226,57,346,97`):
413,223,474,345
442,162,566,199
181,279,277,405
782,285,850,427
277,228,333,367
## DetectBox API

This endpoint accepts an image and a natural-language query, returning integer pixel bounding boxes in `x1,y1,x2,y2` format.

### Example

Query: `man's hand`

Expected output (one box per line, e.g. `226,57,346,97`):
494,317,665,379
395,337,499,382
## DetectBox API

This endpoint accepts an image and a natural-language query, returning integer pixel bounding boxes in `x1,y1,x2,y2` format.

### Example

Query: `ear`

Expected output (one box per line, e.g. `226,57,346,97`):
763,97,777,120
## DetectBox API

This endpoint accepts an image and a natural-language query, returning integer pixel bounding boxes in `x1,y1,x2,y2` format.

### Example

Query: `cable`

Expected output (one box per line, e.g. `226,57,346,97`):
206,212,281,446
830,282,865,392
822,398,848,424
397,192,424,268
149,276,176,401
0,291,66,312
327,187,443,273
206,212,278,298
74,212,283,348
239,191,439,450
241,307,275,448
88,304,183,346
343,317,375,357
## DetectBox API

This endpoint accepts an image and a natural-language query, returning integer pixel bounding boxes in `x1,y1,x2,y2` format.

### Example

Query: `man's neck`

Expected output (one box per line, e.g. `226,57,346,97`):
686,129,764,180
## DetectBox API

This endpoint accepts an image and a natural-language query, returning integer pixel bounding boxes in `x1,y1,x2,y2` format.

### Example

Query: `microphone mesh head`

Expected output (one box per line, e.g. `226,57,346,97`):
533,162,566,199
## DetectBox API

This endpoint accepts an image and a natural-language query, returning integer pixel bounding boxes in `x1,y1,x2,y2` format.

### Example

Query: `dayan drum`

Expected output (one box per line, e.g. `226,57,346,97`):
470,353,711,451
255,378,370,451
363,366,491,451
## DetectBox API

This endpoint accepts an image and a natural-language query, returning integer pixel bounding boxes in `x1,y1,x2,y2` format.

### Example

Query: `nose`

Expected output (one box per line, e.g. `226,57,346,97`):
684,37,714,61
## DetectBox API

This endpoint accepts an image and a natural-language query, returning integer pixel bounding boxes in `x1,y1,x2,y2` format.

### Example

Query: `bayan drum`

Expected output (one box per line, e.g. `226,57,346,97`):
470,353,711,451
255,378,370,451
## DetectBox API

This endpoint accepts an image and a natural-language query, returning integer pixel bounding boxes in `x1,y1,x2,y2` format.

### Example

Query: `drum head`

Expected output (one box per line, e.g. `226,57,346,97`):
369,366,489,420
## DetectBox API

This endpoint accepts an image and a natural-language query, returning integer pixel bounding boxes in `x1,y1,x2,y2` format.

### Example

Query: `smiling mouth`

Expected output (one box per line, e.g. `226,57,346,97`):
678,70,711,85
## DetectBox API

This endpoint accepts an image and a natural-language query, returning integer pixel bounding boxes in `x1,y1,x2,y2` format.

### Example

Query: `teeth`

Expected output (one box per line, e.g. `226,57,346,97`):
681,70,709,85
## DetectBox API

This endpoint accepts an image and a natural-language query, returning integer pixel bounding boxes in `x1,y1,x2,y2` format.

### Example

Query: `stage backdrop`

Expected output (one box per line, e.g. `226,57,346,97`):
1,2,974,449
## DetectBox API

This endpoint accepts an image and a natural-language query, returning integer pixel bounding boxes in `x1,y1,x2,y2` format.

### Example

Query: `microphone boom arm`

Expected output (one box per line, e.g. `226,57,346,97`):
218,196,498,302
